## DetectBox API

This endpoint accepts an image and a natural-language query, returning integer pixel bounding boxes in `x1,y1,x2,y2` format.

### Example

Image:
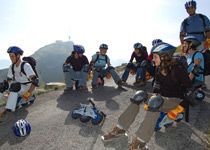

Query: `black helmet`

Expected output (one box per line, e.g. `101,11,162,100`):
130,90,148,105
185,0,196,9
7,46,24,55
99,44,108,50
133,43,143,49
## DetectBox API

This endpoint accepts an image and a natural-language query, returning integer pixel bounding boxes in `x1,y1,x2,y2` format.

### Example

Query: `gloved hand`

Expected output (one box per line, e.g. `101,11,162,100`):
181,44,185,53
167,105,184,120
87,74,91,81
146,71,151,80
130,70,135,75
144,104,148,111
204,38,210,48
22,92,31,101
106,73,111,79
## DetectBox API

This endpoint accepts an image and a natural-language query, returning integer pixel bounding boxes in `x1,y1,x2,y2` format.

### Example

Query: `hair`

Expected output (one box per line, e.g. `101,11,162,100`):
158,53,175,74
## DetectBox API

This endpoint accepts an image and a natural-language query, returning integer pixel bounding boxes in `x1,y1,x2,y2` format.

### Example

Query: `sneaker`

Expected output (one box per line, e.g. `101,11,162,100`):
201,84,207,90
78,86,88,90
64,87,73,91
120,78,126,84
92,84,98,90
133,80,146,87
129,137,147,150
0,109,15,125
101,125,127,142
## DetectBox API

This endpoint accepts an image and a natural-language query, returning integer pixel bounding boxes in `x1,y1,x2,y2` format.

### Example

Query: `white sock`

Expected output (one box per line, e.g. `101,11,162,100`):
137,137,145,143
117,124,124,130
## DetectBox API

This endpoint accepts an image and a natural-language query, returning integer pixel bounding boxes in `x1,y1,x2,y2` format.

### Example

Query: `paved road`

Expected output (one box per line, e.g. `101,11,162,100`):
0,73,210,150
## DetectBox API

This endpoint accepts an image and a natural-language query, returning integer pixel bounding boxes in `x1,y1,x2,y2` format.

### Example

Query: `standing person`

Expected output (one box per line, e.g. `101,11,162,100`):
63,45,89,91
101,43,195,149
182,36,204,87
90,44,123,89
120,43,148,86
0,46,38,124
180,0,210,89
135,39,163,87
180,0,210,50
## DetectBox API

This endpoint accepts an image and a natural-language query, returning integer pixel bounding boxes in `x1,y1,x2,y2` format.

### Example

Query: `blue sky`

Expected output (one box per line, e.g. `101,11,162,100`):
0,0,210,67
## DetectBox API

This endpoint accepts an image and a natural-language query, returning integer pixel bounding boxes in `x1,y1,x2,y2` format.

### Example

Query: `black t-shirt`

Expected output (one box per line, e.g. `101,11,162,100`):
65,55,89,71
129,51,148,63
153,63,193,107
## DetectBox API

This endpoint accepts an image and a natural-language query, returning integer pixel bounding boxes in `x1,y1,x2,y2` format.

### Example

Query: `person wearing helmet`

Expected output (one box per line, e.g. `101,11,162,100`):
183,36,204,87
90,44,122,89
180,0,210,51
132,39,163,87
63,45,89,91
102,43,194,149
120,43,148,86
0,46,37,124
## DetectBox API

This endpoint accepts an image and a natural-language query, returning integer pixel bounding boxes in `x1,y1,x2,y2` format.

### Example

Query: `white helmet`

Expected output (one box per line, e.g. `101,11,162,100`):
13,119,31,136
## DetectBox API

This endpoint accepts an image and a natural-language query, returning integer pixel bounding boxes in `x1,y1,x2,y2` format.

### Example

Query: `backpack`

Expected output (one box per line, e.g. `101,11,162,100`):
94,53,108,64
183,14,206,34
190,49,210,76
12,56,38,78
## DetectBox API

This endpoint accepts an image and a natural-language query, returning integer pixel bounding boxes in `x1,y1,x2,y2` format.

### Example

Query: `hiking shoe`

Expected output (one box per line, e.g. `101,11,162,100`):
92,84,98,90
64,87,73,91
133,80,146,87
101,125,127,142
129,137,147,150
78,86,88,90
0,109,15,124
120,78,126,84
201,84,207,89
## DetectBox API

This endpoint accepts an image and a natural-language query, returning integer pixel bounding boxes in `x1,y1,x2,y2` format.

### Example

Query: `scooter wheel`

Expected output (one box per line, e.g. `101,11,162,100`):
164,122,173,128
80,115,91,123
91,113,103,125
71,108,81,119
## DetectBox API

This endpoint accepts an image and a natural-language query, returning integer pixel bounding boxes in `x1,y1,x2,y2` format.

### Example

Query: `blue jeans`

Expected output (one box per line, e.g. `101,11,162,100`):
137,62,155,81
64,65,89,87
92,66,120,85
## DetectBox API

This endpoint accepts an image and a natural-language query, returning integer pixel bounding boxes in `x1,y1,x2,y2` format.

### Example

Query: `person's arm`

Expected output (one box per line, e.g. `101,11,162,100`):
129,52,135,62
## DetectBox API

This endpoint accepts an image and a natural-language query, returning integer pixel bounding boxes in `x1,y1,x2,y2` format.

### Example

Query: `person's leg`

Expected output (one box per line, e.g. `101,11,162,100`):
121,67,130,81
107,66,121,85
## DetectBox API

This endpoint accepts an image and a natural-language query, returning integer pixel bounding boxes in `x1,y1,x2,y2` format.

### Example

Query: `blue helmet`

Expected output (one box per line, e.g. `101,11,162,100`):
13,119,31,137
185,0,196,9
99,44,108,50
7,46,24,55
133,43,143,49
151,42,176,56
74,45,85,54
183,36,201,47
152,39,163,46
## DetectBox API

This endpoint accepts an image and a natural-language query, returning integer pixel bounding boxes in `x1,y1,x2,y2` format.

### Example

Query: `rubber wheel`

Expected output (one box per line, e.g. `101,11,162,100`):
79,115,91,123
164,122,173,128
71,108,81,119
91,113,103,125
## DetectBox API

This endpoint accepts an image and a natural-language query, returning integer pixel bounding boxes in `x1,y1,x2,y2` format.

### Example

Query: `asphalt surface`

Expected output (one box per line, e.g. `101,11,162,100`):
0,73,210,150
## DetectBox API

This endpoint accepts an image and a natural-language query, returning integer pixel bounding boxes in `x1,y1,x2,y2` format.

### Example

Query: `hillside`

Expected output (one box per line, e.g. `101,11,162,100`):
0,41,74,85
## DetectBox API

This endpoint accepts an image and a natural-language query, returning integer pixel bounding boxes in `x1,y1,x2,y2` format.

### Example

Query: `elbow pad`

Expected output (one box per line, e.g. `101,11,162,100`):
31,76,39,87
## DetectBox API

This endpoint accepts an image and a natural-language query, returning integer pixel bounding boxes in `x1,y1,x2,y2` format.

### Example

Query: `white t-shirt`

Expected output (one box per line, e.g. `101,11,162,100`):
7,61,36,84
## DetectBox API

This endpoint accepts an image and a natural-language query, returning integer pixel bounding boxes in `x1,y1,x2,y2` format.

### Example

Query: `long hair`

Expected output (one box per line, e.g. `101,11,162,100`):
158,53,175,74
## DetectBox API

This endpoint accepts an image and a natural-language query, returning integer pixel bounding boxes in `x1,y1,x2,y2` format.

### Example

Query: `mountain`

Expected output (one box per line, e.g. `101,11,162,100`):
0,41,74,85
31,41,74,84
0,60,11,70
111,59,127,67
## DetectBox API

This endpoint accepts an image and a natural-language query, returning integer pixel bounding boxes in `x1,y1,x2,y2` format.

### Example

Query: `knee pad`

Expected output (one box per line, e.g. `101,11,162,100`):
83,65,89,73
0,80,9,93
127,62,133,69
130,90,148,105
95,66,102,72
147,95,163,112
9,82,21,92
63,65,70,72
107,66,115,71
135,62,141,68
